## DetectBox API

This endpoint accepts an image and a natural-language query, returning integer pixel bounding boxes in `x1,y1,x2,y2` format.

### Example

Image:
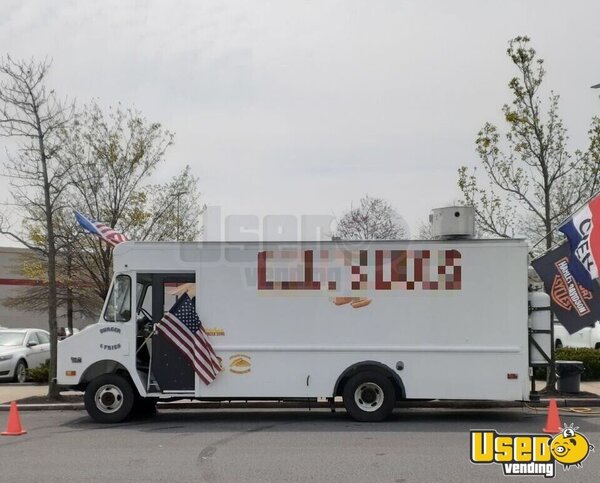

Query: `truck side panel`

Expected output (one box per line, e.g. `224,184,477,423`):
190,241,529,400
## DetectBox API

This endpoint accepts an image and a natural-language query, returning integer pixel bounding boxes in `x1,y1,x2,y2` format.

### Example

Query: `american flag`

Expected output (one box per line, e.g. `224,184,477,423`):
157,293,222,385
74,211,129,246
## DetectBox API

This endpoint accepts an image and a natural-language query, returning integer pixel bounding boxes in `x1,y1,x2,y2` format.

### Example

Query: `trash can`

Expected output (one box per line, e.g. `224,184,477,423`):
556,361,585,393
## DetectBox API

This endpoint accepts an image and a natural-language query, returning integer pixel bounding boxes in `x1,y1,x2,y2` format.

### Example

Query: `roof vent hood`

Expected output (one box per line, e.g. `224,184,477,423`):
429,206,475,240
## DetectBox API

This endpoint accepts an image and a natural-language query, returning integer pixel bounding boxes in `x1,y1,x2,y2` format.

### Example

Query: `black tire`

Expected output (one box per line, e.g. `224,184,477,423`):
555,340,563,349
342,370,396,422
13,360,27,383
84,374,135,423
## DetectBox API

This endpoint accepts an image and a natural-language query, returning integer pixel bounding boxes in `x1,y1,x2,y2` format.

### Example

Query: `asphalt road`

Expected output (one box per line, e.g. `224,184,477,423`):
1,408,599,482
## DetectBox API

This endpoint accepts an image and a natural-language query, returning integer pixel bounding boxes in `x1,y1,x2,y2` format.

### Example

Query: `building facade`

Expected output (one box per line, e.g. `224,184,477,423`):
0,246,92,330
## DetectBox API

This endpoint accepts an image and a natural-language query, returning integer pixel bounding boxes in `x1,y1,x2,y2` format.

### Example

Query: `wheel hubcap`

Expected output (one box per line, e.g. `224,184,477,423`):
354,382,384,412
95,384,124,414
17,365,26,383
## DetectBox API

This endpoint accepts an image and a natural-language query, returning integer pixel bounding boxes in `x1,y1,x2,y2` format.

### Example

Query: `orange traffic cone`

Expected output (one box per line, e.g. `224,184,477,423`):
1,401,27,436
542,399,562,434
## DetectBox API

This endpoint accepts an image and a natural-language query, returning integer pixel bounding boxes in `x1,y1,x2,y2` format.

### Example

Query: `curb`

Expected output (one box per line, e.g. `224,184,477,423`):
2,398,600,411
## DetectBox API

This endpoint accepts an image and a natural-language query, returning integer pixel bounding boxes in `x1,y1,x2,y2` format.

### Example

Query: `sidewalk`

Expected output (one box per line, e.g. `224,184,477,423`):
0,384,82,404
0,384,49,404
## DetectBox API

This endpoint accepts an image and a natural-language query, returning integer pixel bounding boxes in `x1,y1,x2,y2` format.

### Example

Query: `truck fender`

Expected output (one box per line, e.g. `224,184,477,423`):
333,360,406,400
78,360,130,388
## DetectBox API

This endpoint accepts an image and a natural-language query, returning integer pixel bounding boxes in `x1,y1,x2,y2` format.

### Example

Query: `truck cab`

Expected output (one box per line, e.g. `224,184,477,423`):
58,269,198,422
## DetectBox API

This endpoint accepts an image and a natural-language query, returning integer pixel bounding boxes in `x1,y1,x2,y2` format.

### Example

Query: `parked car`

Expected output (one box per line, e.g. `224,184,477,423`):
0,328,51,383
57,327,80,340
554,321,600,349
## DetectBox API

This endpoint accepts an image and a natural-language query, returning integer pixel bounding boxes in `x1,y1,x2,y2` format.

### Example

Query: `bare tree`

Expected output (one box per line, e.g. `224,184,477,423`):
2,211,102,331
458,36,600,254
65,102,202,302
0,57,74,398
335,196,408,240
2,253,101,327
416,220,434,240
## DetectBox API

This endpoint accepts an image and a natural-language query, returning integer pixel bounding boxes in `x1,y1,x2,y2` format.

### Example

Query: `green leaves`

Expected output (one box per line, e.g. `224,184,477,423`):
458,36,599,251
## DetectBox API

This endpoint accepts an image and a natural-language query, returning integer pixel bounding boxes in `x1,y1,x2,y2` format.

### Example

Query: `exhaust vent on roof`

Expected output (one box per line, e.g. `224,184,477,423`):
429,206,475,240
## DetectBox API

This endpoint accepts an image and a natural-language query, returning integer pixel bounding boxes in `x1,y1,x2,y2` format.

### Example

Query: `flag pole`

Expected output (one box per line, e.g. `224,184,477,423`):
529,189,600,254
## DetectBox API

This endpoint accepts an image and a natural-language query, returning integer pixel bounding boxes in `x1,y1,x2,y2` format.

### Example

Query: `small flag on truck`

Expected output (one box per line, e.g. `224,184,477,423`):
74,211,129,246
157,293,222,385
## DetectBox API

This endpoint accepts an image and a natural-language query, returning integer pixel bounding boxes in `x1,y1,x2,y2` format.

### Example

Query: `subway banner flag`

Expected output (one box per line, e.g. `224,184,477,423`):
532,243,600,334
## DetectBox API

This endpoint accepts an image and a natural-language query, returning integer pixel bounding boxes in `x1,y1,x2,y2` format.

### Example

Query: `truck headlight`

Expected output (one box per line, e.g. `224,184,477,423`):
0,354,13,361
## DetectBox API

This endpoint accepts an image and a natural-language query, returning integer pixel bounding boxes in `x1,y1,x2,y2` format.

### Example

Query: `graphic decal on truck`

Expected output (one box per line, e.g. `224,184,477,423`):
257,249,461,292
98,326,123,351
229,354,251,374
332,297,372,308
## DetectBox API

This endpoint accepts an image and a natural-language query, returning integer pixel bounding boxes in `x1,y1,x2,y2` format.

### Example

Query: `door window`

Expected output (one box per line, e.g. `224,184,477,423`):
37,331,50,345
26,332,40,347
104,274,132,322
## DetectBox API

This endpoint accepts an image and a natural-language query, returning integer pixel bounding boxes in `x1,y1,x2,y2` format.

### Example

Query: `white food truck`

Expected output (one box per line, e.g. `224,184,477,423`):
58,207,550,423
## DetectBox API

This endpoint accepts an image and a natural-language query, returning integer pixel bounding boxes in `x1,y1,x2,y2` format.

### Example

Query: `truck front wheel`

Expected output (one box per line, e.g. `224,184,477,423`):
343,371,395,422
84,374,135,423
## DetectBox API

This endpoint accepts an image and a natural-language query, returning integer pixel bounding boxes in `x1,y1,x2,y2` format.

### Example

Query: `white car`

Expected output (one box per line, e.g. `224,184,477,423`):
0,329,51,383
554,321,600,350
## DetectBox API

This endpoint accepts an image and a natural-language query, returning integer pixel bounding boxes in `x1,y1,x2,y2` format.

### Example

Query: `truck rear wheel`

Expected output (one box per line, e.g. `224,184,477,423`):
343,371,395,422
84,374,135,423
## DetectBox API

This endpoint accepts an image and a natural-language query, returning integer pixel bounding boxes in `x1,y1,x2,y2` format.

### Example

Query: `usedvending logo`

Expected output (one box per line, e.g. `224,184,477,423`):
470,425,593,478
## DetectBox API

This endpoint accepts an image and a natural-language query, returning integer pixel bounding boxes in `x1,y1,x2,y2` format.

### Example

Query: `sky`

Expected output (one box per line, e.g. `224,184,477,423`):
0,0,599,243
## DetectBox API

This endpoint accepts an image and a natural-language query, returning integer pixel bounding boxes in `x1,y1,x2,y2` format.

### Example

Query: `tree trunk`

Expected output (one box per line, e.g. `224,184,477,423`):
67,287,74,335
66,251,74,334
46,244,60,399
36,116,60,399
543,200,557,391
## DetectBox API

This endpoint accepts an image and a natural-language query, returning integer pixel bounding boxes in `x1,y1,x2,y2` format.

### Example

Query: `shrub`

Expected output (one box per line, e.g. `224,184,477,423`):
535,348,600,381
26,360,50,383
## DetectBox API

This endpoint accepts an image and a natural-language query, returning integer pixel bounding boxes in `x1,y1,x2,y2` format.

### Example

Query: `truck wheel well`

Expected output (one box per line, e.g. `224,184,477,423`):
79,360,130,389
334,361,405,401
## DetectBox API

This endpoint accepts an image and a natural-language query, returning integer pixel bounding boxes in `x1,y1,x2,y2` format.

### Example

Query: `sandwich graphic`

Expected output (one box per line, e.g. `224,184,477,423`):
332,297,372,309
229,354,251,374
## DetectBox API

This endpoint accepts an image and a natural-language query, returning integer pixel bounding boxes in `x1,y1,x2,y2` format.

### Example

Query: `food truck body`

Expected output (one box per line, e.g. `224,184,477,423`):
58,238,544,423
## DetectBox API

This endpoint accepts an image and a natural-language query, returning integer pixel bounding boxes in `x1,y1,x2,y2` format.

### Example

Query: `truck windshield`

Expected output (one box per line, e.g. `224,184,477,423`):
0,332,25,346
104,274,132,322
